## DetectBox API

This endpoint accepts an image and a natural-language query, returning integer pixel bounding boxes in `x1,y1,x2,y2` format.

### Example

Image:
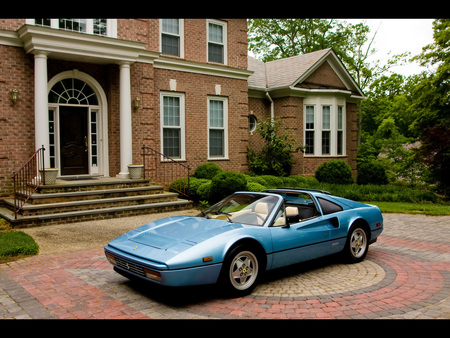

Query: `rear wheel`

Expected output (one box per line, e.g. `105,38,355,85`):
343,225,369,263
221,245,260,297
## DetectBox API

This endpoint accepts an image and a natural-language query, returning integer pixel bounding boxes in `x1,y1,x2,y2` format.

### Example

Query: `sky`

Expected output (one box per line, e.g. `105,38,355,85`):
346,19,436,76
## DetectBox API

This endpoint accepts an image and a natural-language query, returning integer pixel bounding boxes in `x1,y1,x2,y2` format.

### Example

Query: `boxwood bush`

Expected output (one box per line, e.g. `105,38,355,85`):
210,171,247,203
357,161,388,185
170,163,441,206
315,160,354,184
194,163,223,179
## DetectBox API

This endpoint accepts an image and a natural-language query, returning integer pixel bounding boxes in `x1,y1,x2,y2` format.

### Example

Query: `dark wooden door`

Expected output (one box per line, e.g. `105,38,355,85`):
59,106,88,175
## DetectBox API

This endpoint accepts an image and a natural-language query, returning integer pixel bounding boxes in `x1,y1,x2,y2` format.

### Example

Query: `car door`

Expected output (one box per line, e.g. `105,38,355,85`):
269,212,332,270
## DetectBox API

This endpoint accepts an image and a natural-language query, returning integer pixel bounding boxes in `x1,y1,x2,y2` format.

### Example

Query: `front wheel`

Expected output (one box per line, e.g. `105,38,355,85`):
221,246,260,297
343,225,369,263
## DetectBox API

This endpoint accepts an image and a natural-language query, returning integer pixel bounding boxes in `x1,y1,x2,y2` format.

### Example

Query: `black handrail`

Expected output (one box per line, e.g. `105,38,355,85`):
12,146,45,219
141,144,191,198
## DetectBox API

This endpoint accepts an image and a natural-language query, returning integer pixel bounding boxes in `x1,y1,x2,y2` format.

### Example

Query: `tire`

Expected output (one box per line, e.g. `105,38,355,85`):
221,245,260,297
343,225,369,263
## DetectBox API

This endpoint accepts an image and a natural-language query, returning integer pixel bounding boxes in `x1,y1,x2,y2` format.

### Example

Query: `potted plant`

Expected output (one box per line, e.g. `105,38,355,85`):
40,168,58,185
128,164,144,179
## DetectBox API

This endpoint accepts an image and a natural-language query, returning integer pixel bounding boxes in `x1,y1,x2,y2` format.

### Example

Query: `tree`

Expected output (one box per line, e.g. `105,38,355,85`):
411,19,450,195
247,118,301,177
248,19,409,146
248,19,353,62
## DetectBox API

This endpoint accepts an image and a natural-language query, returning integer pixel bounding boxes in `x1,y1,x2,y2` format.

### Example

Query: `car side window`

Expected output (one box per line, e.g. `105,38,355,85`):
317,197,343,215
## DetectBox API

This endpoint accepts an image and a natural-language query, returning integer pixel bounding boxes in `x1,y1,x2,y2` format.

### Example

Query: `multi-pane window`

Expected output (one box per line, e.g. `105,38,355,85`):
93,19,107,36
31,19,114,37
161,93,185,159
59,19,86,33
305,105,315,155
35,19,51,27
48,109,56,168
304,100,346,156
322,106,331,155
208,97,228,158
161,19,182,57
207,20,226,64
337,106,344,155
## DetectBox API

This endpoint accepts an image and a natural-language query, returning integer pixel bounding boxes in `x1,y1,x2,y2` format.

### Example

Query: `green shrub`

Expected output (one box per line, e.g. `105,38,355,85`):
194,163,222,179
197,181,212,201
247,118,299,176
169,177,190,195
292,175,320,188
210,171,247,203
315,160,354,184
246,182,266,192
188,177,210,201
0,231,39,258
245,175,268,187
259,175,283,188
357,162,388,185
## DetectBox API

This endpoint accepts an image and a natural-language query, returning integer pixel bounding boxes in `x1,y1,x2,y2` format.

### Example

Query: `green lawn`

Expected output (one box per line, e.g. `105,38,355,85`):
362,201,450,216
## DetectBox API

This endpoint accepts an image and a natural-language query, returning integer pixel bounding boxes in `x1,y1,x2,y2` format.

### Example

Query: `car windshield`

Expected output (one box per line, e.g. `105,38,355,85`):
203,193,279,226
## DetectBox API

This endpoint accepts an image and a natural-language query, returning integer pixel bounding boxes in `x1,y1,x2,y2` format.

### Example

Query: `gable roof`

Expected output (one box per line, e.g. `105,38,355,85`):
248,48,364,99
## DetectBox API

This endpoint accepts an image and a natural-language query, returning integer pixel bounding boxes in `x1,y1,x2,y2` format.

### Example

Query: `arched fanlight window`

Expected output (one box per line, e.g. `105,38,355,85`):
48,78,98,105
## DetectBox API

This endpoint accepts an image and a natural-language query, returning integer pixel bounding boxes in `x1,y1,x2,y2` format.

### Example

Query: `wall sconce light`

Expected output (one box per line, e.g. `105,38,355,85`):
10,88,19,105
132,97,141,111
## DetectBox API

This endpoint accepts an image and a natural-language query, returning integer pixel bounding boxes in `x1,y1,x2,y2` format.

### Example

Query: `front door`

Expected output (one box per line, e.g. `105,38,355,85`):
59,106,89,175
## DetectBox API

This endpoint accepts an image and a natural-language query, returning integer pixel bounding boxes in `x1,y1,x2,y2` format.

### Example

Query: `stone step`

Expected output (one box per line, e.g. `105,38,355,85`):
2,192,180,216
0,199,193,227
0,177,193,227
20,185,166,205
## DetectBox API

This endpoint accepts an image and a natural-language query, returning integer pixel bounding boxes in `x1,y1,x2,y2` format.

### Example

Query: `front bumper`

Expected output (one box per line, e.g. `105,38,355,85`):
104,247,223,287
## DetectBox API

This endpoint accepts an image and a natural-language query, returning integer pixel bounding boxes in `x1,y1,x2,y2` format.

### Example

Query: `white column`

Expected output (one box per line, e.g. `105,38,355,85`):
117,62,133,178
34,52,49,163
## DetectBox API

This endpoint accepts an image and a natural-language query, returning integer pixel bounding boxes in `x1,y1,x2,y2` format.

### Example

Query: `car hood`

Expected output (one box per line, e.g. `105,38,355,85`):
107,216,243,265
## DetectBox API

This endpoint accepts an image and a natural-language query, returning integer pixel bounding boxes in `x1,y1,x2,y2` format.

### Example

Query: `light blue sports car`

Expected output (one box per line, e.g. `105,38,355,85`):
104,189,383,296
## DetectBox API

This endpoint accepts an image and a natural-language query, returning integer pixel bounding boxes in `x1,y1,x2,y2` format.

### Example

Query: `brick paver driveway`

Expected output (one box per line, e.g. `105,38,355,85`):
1,213,450,319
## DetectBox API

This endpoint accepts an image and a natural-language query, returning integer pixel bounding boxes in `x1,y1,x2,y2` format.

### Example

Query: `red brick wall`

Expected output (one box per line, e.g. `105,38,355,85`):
117,19,248,70
248,95,358,178
0,45,35,195
152,68,249,175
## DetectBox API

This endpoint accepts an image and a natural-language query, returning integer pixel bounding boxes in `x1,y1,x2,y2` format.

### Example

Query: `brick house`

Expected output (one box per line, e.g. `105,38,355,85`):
248,49,364,177
0,18,363,198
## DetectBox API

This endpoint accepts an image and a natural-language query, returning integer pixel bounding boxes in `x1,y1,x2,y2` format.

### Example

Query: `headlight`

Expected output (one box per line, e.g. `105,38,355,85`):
144,268,162,282
105,253,117,265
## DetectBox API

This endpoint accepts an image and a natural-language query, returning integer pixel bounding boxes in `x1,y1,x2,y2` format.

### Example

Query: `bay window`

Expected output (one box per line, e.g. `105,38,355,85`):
303,98,346,156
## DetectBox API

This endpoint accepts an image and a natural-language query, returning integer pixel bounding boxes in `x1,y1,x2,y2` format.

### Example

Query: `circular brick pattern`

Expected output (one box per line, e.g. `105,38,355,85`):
1,214,450,319
253,259,386,298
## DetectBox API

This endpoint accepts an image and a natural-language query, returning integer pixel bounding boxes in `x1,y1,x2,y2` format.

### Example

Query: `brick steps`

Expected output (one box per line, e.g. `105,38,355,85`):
0,178,192,227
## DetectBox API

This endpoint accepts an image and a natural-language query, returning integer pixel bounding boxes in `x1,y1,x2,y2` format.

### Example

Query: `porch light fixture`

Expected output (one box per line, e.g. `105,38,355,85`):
132,97,141,111
10,88,19,105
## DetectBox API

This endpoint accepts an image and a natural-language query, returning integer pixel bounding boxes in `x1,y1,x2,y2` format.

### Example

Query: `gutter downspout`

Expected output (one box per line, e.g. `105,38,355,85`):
266,91,274,124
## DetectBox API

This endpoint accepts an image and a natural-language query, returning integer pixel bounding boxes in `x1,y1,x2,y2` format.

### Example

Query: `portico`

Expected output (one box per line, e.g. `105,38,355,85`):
17,24,158,178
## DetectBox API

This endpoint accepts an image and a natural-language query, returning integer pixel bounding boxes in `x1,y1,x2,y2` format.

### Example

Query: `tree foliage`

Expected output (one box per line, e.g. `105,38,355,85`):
248,18,449,196
247,118,301,177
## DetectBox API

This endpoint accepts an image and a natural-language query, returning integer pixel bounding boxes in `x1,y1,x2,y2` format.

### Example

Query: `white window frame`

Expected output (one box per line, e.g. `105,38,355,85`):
207,96,228,159
206,19,227,65
303,97,346,156
159,19,184,58
160,92,186,161
26,19,117,38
